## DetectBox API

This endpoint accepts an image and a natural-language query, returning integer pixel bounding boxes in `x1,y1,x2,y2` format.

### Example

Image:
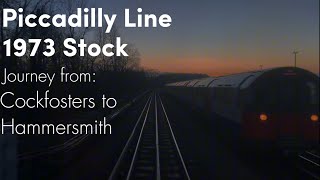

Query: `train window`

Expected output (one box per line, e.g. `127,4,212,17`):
254,77,316,111
306,82,318,104
214,88,235,105
244,90,254,105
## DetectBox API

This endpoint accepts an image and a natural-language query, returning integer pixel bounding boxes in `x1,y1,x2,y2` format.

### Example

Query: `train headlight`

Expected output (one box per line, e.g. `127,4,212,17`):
310,114,318,122
260,113,268,121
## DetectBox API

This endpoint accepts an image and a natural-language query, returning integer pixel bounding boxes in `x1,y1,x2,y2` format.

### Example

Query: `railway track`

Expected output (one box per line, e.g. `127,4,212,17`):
297,150,320,179
109,92,190,180
18,91,149,160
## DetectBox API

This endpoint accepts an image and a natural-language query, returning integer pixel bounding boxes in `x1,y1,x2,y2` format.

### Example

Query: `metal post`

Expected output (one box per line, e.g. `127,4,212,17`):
293,50,299,68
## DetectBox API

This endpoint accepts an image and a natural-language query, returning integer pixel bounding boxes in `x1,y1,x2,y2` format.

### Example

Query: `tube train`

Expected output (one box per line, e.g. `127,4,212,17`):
164,67,319,149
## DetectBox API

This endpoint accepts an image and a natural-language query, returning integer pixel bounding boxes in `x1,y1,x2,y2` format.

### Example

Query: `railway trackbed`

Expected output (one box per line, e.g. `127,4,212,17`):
109,92,190,180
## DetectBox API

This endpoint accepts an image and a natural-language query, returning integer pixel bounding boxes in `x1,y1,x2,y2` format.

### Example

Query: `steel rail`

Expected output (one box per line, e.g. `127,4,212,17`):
158,93,191,180
108,94,152,180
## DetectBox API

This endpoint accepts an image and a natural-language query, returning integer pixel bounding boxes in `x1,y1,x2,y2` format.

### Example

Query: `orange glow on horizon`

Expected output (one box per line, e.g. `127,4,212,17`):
141,55,319,76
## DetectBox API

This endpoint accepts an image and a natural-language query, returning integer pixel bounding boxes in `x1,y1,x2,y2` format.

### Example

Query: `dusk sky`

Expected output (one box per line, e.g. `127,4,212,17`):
92,0,319,76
